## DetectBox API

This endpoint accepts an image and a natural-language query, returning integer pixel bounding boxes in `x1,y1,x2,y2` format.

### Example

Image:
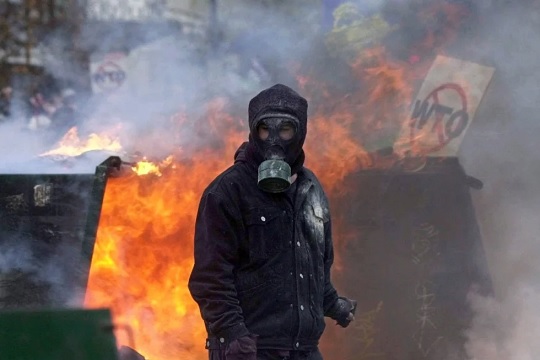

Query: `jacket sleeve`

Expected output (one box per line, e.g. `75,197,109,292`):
188,190,251,342
322,211,340,316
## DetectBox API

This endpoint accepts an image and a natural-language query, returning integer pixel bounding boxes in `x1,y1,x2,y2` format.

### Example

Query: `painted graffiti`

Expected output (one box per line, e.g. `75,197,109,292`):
353,301,385,359
411,222,440,265
414,282,444,357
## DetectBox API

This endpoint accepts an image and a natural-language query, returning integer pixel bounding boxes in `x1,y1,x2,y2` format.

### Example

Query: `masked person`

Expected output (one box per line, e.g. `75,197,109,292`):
188,84,357,360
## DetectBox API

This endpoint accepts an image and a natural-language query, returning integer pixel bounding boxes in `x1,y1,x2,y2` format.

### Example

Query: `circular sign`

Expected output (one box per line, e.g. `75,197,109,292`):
409,83,469,154
92,61,126,91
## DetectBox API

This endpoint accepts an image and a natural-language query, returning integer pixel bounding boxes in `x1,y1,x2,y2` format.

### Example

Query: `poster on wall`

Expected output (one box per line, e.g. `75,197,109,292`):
89,52,129,94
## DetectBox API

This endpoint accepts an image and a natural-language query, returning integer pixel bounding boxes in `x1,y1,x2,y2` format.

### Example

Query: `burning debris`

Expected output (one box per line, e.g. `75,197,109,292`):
39,126,124,159
4,0,540,359
81,55,494,360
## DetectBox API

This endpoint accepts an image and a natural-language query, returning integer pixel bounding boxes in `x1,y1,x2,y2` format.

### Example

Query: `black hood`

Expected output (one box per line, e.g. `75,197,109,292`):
248,84,308,139
246,84,308,174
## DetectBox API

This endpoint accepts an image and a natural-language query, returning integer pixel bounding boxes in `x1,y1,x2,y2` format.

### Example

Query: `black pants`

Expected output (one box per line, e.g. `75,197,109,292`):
257,349,323,360
209,348,324,360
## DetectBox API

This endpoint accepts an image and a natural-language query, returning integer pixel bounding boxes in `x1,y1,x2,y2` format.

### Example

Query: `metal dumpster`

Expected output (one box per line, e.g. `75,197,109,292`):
0,308,119,360
322,156,493,360
0,156,121,309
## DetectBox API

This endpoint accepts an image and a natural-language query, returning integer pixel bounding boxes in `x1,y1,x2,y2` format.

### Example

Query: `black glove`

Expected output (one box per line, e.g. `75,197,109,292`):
225,334,257,360
329,296,357,328
118,346,145,360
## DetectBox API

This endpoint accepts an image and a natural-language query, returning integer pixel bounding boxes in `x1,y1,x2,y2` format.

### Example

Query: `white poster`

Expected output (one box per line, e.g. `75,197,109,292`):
90,52,129,94
396,56,495,157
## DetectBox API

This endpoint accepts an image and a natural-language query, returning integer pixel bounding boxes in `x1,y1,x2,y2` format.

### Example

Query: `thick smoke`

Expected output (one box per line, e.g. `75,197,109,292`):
0,233,86,307
0,0,323,312
0,0,325,174
0,190,88,308
458,2,540,359
1,0,539,358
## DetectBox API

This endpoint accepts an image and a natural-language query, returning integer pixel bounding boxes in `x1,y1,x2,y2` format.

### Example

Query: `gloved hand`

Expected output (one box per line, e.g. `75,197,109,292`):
329,296,357,328
225,334,257,360
118,346,145,360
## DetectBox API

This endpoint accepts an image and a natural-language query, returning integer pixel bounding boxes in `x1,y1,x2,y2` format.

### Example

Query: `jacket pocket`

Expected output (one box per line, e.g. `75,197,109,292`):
244,207,291,260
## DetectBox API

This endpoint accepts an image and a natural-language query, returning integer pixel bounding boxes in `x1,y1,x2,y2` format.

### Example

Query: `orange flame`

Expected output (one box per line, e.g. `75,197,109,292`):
84,100,246,360
83,3,470,358
132,156,174,177
85,167,216,360
40,126,123,157
84,52,413,356
300,45,417,188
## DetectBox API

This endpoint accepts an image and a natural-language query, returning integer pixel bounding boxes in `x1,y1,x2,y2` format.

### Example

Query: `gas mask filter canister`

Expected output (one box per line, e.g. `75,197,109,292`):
257,159,292,193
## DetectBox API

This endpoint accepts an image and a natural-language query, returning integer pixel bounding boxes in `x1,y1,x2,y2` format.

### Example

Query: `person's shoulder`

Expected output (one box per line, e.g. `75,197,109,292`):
301,166,329,195
202,163,244,196
301,166,321,185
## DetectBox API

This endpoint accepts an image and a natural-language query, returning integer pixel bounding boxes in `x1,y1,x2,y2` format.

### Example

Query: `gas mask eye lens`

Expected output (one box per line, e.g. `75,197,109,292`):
257,123,270,140
279,122,295,140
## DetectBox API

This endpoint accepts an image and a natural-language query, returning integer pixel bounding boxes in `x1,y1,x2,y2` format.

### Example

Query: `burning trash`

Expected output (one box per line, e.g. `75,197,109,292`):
0,0,513,359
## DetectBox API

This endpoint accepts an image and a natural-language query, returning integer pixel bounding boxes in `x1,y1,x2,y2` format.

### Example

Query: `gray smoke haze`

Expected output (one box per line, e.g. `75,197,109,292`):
0,0,325,174
458,2,540,358
0,235,86,307
1,0,540,358
0,0,323,313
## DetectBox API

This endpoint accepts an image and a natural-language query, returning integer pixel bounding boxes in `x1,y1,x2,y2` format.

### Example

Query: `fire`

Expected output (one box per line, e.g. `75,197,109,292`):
84,166,214,360
131,156,174,177
40,126,123,157
82,2,471,358
300,45,416,192
84,100,246,360
83,51,414,357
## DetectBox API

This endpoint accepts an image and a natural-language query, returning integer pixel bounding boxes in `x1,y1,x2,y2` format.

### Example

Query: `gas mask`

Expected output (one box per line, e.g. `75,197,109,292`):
252,114,303,193
247,83,308,193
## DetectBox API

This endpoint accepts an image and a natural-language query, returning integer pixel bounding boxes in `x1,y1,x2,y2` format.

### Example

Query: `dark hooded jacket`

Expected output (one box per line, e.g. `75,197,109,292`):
188,141,341,351
189,84,345,352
